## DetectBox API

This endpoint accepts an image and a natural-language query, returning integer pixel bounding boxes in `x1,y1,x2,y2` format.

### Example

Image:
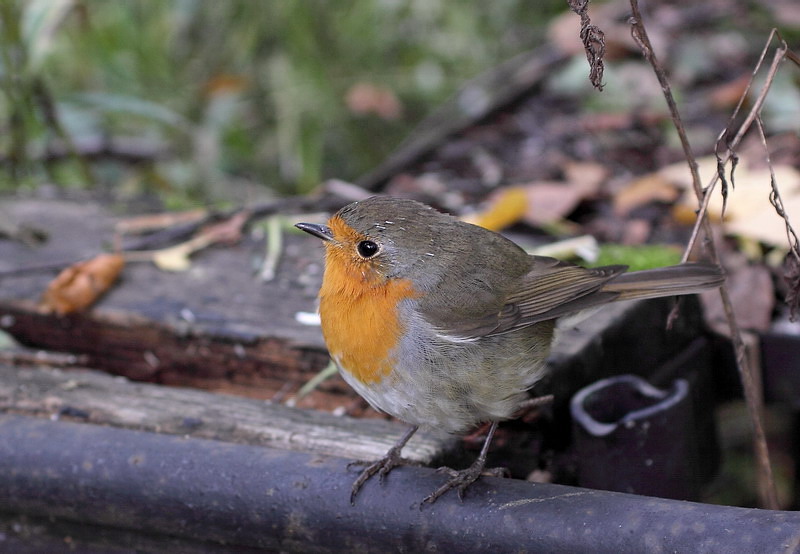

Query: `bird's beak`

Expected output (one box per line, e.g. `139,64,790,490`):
295,222,334,241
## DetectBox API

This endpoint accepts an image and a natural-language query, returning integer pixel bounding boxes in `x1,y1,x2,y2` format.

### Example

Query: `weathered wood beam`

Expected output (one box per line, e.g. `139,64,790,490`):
0,363,451,463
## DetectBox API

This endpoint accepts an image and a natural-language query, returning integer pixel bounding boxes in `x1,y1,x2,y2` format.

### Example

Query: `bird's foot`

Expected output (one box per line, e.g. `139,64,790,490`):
348,445,420,505
421,460,509,506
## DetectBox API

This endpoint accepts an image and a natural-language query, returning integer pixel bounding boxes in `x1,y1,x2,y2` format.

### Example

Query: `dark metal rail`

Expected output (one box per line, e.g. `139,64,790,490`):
0,414,797,553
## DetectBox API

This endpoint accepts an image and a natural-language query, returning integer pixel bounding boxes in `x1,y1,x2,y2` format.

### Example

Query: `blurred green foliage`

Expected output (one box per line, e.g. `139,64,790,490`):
0,0,565,205
592,243,683,271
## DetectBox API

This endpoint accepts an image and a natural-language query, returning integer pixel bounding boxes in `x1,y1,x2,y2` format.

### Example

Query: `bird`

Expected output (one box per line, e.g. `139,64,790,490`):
295,195,725,506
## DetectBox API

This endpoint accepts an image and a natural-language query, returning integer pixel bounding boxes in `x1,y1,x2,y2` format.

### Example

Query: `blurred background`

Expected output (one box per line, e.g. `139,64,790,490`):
0,0,570,207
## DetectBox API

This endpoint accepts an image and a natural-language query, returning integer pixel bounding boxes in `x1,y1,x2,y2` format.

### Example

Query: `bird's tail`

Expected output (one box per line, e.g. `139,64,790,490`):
602,262,725,301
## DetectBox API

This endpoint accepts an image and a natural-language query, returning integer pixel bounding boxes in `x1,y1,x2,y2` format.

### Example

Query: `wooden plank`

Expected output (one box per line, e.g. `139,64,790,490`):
0,363,452,463
0,198,326,347
1,298,331,396
0,197,342,404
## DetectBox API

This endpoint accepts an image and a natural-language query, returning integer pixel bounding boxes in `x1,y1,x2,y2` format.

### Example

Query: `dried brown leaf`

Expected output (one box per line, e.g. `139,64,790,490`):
709,74,753,111
521,181,591,228
700,264,775,335
614,173,681,216
40,253,126,315
345,83,402,120
464,175,599,232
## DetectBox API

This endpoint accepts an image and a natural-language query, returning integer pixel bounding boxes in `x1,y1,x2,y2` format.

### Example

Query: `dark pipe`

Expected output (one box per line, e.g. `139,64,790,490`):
0,415,798,553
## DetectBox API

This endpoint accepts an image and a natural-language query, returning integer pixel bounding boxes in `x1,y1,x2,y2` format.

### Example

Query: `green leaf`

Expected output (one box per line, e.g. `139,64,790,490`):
21,0,74,72
69,91,190,131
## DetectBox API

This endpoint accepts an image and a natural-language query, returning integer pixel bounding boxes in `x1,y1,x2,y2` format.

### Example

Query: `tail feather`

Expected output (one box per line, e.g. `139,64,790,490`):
602,262,725,301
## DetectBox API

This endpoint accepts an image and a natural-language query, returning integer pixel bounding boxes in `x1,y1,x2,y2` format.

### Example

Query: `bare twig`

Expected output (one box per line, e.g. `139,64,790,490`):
756,115,800,322
755,116,800,265
682,31,790,263
713,30,800,321
628,1,779,509
567,0,606,90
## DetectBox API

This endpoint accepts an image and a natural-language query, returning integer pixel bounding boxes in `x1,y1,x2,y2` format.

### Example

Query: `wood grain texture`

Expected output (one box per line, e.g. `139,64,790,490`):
0,363,452,463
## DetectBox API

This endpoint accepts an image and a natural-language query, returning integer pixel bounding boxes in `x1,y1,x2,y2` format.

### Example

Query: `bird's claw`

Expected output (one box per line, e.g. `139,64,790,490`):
349,447,419,505
421,463,509,506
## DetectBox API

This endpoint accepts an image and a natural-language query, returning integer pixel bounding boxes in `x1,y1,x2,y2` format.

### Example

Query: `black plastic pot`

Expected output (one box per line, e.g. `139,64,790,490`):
571,374,706,500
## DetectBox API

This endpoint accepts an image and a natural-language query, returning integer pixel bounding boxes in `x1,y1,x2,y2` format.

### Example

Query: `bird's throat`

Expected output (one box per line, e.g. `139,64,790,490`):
319,254,420,385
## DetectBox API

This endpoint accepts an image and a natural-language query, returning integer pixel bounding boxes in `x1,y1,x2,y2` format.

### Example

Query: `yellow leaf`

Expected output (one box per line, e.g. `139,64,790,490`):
152,246,193,272
462,186,527,231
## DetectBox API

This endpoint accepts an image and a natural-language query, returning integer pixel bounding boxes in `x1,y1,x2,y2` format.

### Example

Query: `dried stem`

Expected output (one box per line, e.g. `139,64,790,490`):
683,33,787,262
755,116,800,265
628,1,779,509
567,0,606,90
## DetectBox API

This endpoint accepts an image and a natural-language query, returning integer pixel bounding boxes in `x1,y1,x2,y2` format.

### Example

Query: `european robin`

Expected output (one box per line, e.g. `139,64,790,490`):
296,196,724,505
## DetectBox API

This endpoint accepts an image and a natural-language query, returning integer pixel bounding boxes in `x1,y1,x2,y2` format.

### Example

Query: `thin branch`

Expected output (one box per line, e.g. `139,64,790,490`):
683,32,788,262
755,116,800,264
628,1,779,509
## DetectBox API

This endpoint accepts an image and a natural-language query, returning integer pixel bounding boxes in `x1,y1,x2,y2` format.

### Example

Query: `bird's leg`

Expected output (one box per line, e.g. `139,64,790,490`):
516,393,554,412
421,421,506,506
349,424,419,504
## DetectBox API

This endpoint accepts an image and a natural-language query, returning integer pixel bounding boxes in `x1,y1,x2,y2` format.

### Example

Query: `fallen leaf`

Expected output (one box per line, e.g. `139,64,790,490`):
464,169,601,232
708,74,752,111
152,243,195,272
345,82,402,120
665,155,800,249
701,263,775,335
40,253,126,315
563,161,609,191
614,173,681,216
521,181,590,227
621,218,652,246
462,186,527,231
200,209,251,244
529,235,600,262
150,210,250,272
727,196,800,250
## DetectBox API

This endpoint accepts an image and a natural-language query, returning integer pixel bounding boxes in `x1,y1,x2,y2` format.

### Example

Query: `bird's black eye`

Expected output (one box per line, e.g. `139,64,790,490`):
356,240,379,258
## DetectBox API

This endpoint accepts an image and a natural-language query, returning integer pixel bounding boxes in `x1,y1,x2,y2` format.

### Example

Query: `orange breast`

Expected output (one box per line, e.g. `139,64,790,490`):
319,243,419,385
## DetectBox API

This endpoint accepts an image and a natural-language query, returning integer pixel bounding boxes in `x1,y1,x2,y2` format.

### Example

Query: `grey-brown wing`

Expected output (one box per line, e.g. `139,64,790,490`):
430,256,626,340
486,257,626,335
